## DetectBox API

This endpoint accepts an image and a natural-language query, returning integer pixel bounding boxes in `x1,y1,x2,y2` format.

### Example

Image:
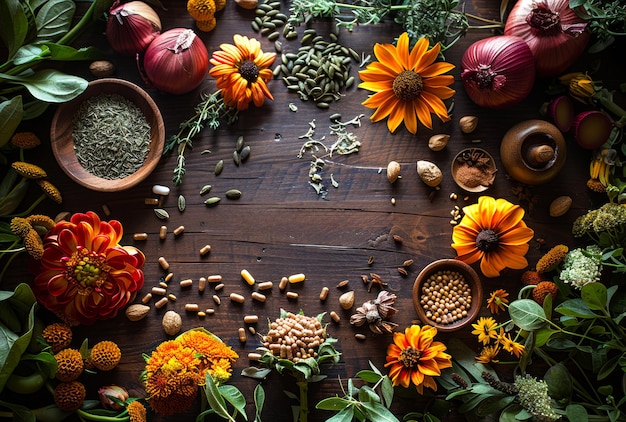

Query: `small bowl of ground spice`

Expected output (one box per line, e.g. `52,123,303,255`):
50,78,164,192
451,147,497,193
412,259,483,332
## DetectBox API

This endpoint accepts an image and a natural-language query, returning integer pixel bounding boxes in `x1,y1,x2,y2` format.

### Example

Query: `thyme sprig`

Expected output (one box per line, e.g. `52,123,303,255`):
287,0,503,51
164,90,239,185
572,0,626,52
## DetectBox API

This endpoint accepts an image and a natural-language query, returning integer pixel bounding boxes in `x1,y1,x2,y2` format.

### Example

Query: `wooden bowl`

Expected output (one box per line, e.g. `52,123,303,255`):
50,78,165,192
412,259,483,332
451,147,497,193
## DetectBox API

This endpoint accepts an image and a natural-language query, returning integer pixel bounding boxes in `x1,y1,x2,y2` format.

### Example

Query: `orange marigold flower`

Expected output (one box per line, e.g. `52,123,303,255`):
520,270,544,285
471,317,498,345
209,34,276,110
54,381,86,412
177,329,238,384
532,281,559,305
452,196,534,278
536,244,569,273
90,340,122,371
385,325,452,394
55,348,84,382
128,400,147,422
475,344,500,364
487,289,509,315
10,132,41,149
32,211,145,325
42,322,73,353
358,33,455,134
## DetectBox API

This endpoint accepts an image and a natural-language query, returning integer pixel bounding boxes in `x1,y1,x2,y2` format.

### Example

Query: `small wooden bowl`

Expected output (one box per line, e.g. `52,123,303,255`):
50,78,165,192
451,147,497,193
412,259,483,332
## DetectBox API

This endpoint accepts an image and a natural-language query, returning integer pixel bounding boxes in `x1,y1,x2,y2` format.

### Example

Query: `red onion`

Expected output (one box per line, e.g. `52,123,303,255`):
504,0,590,78
141,28,209,95
461,35,535,109
106,0,161,56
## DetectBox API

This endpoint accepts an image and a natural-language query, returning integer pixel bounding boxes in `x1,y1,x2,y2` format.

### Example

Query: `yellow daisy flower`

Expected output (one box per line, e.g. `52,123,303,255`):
471,317,499,345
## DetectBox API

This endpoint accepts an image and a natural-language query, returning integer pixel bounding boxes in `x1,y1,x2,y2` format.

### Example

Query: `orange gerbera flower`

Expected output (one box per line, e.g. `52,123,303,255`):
358,32,455,134
209,34,276,110
385,325,452,394
451,196,534,278
487,289,510,314
32,211,145,326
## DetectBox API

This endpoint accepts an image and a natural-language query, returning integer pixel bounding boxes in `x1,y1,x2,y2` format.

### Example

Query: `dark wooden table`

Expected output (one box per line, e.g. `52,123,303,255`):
2,0,624,420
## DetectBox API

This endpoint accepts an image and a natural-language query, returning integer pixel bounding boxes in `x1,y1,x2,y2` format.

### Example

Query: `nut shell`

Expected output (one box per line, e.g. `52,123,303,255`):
549,196,572,217
339,291,355,310
234,0,258,9
386,161,401,183
125,304,150,321
162,310,182,336
416,160,443,187
428,134,450,151
89,60,115,78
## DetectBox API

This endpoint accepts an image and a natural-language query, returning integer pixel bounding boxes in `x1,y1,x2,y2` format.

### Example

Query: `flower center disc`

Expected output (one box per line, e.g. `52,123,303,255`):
66,248,108,291
476,229,499,252
240,60,259,83
392,70,423,102
399,347,421,369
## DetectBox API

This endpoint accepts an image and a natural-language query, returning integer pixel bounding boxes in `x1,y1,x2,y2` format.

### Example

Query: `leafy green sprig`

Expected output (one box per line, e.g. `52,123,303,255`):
571,0,626,52
287,0,503,51
163,90,239,185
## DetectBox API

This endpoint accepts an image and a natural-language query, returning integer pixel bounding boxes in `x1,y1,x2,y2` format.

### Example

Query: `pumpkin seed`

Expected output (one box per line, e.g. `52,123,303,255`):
204,197,221,206
268,31,279,41
235,136,244,152
215,159,224,175
154,208,169,220
240,145,251,161
225,189,242,199
178,195,186,212
200,184,212,195
233,151,240,166
251,20,260,32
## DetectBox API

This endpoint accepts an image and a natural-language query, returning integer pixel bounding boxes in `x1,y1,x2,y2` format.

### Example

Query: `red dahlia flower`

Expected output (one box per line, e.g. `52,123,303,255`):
33,211,145,325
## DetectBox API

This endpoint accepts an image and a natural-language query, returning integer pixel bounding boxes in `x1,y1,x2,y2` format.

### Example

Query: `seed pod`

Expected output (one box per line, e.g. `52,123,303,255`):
162,310,182,336
339,291,354,310
178,195,186,212
225,189,242,199
154,208,169,220
215,160,224,175
200,184,212,195
204,197,221,206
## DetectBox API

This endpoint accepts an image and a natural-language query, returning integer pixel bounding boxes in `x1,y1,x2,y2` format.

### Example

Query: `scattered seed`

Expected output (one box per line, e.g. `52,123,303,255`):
398,267,408,276
214,283,224,291
213,295,221,305
133,233,148,241
240,145,251,161
200,244,211,255
180,279,193,288
154,297,168,309
286,291,299,300
141,293,152,304
336,280,349,288
159,225,167,240
249,326,256,335
185,303,199,312
204,197,221,206
215,160,224,175
178,195,186,212
392,234,403,243
164,273,174,283
230,293,245,303
200,184,212,195
102,204,111,216
173,225,185,236
233,151,241,166
154,208,169,220
391,198,396,205
159,281,168,288
319,286,329,301
158,256,169,270
226,189,242,199
355,333,367,341
197,311,206,317
167,293,177,301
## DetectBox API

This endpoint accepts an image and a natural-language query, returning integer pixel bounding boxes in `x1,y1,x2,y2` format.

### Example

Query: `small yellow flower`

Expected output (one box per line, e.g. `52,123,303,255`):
10,132,41,149
497,330,525,358
487,289,509,315
36,179,62,204
128,401,147,422
23,229,44,260
54,348,84,382
90,341,121,371
559,72,597,104
475,344,500,364
536,244,569,273
471,317,498,345
11,161,47,179
10,217,32,237
187,0,215,20
26,214,56,231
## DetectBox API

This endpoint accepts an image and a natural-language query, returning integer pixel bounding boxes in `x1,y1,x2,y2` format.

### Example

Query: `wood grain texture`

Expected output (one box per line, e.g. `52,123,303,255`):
3,0,625,420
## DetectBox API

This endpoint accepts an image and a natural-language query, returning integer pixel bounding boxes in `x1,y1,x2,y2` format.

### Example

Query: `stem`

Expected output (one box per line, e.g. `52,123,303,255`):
58,0,112,46
297,381,309,422
465,13,503,26
76,409,130,421
9,194,47,218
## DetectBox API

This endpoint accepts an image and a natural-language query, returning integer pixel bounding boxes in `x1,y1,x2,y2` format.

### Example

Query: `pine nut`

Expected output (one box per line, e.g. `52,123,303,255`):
355,333,366,341
330,311,340,322
214,283,224,291
288,273,305,283
213,295,221,305
207,275,222,283
159,282,168,288
158,256,169,270
173,225,185,236
133,233,148,240
154,297,168,309
251,292,266,302
164,273,174,283
102,204,111,216
167,293,176,301
141,293,152,304
230,293,245,303
286,291,299,300
248,326,256,335
248,352,262,360
319,286,329,301
241,269,255,285
197,311,206,317
244,315,259,324
205,308,215,315
159,225,167,239
200,245,211,255
238,328,247,342
180,279,193,288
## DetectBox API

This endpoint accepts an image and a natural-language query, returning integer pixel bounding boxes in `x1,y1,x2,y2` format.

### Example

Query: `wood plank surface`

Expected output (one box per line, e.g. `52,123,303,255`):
2,0,625,420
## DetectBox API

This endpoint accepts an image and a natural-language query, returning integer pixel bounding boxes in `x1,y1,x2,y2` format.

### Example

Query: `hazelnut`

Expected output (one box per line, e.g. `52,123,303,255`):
459,116,478,134
162,310,182,336
416,160,443,187
386,161,401,183
125,304,150,321
428,134,450,151
89,60,115,78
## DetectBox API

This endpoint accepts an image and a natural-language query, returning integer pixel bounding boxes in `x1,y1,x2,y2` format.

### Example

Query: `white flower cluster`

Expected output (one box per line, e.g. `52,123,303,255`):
514,374,560,421
559,245,602,290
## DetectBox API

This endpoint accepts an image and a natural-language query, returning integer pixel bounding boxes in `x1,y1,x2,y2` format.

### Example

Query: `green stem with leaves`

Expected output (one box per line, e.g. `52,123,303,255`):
296,381,309,422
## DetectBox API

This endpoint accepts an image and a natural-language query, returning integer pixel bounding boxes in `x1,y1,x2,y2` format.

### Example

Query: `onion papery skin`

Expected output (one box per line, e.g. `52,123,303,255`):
142,28,209,95
106,0,161,56
504,0,590,78
461,35,535,109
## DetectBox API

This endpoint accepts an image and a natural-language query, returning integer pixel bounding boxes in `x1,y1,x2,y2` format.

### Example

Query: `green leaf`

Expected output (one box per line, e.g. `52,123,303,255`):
581,282,607,311
598,353,622,380
0,96,24,148
253,384,264,422
508,299,547,330
219,384,247,421
361,401,400,422
356,369,382,383
380,376,394,409
35,0,76,43
565,403,588,422
1,68,88,103
325,406,355,422
555,298,598,318
241,366,272,379
0,0,29,59
534,327,557,347
203,374,234,422
544,362,572,400
546,337,577,350
316,397,351,411
475,394,516,416
358,385,381,404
